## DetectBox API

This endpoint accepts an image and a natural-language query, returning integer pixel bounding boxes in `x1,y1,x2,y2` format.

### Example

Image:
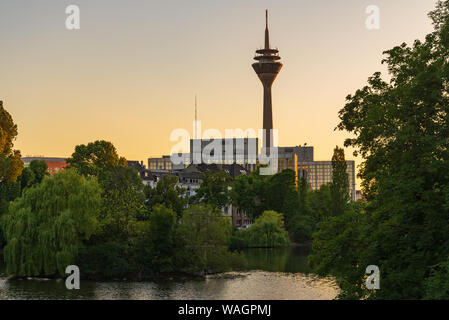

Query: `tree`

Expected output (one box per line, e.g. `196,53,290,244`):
330,146,349,217
137,205,177,274
309,209,368,299
288,177,315,241
145,175,186,217
18,160,49,191
77,241,133,280
232,167,298,221
265,169,299,223
308,183,332,223
314,0,449,299
1,169,101,277
98,165,145,240
67,140,127,177
0,101,23,184
0,101,23,249
67,141,145,240
424,256,449,299
192,170,232,209
238,210,290,248
176,204,242,273
28,160,48,184
231,167,268,219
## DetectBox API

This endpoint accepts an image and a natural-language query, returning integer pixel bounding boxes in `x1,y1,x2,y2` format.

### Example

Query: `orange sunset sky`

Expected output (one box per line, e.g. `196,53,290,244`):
0,0,440,188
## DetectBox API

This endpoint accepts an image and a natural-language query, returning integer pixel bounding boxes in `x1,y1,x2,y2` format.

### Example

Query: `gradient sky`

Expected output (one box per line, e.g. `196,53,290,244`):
0,0,439,188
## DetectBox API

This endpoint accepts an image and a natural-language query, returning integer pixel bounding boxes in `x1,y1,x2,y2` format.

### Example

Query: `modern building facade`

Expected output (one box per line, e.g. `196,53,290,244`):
189,138,259,172
298,161,356,201
277,146,314,173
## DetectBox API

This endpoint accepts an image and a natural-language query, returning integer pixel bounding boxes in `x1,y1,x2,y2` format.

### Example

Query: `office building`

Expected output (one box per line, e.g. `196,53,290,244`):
298,161,356,201
189,138,258,172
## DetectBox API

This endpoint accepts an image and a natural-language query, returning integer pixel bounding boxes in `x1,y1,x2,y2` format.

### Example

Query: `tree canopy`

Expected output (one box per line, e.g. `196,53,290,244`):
192,170,232,209
0,101,23,184
67,140,127,177
2,169,101,277
145,175,186,217
311,0,449,299
18,160,48,191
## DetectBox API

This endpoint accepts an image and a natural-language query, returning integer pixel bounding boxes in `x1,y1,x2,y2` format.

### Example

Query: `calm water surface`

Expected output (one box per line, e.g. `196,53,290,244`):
0,246,338,300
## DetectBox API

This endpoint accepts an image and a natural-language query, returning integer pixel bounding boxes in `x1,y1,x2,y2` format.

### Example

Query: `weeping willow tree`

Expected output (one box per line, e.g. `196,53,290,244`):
1,169,101,277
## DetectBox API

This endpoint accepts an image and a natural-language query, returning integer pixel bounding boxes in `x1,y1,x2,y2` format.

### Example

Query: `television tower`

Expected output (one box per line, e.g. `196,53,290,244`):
252,10,282,154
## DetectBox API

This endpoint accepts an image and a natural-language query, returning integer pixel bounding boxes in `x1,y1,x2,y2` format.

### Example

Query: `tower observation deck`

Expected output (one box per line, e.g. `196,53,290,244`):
252,10,283,155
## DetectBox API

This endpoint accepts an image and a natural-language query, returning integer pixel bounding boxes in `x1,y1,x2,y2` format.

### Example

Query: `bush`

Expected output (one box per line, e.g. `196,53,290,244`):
233,211,290,248
175,204,246,273
77,241,134,279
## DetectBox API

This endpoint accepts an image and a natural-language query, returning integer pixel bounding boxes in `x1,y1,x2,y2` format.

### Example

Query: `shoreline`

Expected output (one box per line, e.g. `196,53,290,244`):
0,244,315,282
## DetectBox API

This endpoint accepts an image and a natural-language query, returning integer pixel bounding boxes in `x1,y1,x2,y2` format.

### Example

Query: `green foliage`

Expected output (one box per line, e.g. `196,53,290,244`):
77,241,134,279
312,0,449,299
98,165,146,240
2,169,101,276
67,140,127,177
0,183,19,248
232,168,298,220
309,209,368,299
18,167,35,190
308,184,332,222
136,205,177,274
18,160,49,191
192,170,232,209
176,204,244,273
330,146,349,217
145,175,186,217
265,170,299,222
424,256,449,299
0,101,23,184
234,211,290,248
287,177,315,242
0,102,23,248
232,169,317,242
231,167,269,219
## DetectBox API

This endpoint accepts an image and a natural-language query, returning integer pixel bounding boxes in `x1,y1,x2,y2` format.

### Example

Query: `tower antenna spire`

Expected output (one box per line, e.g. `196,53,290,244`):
266,9,268,29
264,10,270,49
195,94,198,139
253,10,282,155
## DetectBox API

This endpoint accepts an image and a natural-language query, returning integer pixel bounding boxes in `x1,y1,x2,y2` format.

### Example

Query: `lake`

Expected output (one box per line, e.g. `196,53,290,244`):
0,246,338,300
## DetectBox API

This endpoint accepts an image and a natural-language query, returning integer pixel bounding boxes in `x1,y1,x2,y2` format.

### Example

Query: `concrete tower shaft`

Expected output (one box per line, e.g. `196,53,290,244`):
252,10,282,153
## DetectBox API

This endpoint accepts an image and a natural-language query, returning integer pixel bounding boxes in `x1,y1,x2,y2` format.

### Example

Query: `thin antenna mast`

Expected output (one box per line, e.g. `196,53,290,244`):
195,94,197,139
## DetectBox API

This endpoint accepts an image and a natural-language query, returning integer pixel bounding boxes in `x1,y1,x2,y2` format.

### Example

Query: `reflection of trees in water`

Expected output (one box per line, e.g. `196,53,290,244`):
143,276,229,300
0,247,320,299
243,246,312,273
3,278,97,299
0,255,5,276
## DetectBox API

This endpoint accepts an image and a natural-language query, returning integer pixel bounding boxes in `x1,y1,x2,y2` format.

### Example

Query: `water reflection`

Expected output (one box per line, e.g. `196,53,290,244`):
0,246,338,300
243,245,312,273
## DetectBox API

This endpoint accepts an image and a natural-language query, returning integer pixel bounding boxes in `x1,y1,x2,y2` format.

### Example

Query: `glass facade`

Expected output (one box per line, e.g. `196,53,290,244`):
298,161,356,201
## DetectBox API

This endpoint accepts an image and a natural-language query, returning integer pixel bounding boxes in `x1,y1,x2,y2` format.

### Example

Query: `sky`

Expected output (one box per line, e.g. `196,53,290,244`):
0,0,440,188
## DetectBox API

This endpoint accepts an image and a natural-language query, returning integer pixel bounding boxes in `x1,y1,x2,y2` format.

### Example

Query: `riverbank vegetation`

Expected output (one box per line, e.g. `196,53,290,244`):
0,101,348,280
231,211,290,248
3,1,449,299
0,139,250,279
309,0,449,300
